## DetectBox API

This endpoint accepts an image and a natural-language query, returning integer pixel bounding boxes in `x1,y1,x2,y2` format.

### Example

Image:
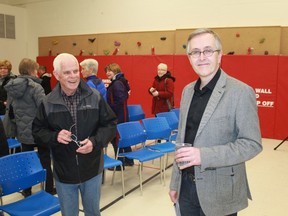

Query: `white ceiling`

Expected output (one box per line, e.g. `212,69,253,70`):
0,0,52,7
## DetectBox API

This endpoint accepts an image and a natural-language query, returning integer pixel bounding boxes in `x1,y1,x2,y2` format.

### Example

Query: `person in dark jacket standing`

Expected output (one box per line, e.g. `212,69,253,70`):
105,63,133,168
4,58,55,197
38,65,52,95
149,63,175,115
0,59,16,115
0,118,9,157
32,53,117,216
4,58,56,197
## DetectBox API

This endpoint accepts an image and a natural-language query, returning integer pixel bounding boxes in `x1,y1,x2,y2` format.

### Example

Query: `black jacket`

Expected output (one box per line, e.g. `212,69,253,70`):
32,79,117,183
0,73,16,115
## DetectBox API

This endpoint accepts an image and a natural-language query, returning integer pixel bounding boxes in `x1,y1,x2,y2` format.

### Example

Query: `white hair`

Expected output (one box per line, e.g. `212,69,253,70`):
158,63,168,70
53,53,79,73
79,58,99,75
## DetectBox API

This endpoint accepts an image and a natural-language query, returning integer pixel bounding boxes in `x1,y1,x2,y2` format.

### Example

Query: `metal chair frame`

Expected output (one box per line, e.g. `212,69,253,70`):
103,147,125,198
117,121,164,195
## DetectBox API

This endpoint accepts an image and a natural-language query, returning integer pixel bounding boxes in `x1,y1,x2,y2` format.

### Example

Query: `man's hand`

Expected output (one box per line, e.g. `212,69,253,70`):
76,138,93,154
57,129,72,144
175,146,201,169
169,190,178,203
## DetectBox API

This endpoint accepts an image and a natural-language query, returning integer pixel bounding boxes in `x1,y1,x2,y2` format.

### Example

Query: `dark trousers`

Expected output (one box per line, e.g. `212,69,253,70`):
179,172,237,216
22,143,54,192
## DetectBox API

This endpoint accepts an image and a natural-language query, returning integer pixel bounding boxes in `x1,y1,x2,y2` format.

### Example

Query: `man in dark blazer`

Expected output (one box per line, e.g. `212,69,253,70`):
169,28,262,216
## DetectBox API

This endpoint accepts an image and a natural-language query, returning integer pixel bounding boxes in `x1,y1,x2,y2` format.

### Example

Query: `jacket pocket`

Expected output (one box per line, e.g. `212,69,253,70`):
216,166,237,203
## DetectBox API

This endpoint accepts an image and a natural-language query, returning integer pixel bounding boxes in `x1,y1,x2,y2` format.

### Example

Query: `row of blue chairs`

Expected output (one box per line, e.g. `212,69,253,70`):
114,106,180,195
127,104,179,123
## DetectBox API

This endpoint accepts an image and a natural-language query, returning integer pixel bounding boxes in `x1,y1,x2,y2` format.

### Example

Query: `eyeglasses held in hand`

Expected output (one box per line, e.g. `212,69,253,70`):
188,49,220,58
69,124,84,148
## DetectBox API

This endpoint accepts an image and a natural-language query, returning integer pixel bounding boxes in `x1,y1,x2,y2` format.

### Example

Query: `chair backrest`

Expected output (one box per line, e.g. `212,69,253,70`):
142,117,172,140
117,121,147,148
170,108,180,120
127,104,145,121
7,138,21,149
0,151,46,196
156,111,179,131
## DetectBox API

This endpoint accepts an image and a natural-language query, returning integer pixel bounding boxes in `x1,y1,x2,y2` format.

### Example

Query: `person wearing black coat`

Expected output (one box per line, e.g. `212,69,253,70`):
0,118,9,157
0,59,16,115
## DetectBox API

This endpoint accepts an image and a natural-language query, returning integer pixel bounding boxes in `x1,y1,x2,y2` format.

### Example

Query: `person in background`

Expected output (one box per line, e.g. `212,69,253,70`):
4,58,55,197
148,63,175,115
0,118,9,157
80,58,107,100
169,28,263,216
0,59,17,115
105,63,133,169
32,53,117,216
38,65,52,95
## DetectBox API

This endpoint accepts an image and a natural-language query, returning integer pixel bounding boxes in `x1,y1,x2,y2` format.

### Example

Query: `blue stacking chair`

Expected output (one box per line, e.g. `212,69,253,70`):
127,104,145,121
0,151,60,216
117,121,164,195
142,117,176,184
7,138,21,154
170,108,180,120
103,150,125,198
156,111,179,142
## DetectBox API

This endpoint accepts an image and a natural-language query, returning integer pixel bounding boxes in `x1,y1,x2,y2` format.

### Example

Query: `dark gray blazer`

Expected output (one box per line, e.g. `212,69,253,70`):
170,70,262,216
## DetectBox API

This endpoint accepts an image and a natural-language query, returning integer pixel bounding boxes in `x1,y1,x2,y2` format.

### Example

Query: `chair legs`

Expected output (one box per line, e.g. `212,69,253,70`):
120,165,125,198
111,165,125,198
139,162,143,195
138,157,163,195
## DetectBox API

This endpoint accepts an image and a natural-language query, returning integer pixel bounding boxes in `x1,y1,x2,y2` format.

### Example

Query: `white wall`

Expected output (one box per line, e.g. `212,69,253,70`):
0,4,26,73
1,0,288,67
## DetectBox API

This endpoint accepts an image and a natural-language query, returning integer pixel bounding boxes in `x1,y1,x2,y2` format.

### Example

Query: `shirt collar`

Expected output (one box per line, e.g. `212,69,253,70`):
194,68,221,92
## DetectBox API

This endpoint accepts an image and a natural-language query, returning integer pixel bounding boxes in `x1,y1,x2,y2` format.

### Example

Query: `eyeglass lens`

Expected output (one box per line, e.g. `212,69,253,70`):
189,49,219,58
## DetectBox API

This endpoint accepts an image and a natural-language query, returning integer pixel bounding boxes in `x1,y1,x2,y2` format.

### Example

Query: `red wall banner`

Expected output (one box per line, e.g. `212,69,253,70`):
37,55,288,140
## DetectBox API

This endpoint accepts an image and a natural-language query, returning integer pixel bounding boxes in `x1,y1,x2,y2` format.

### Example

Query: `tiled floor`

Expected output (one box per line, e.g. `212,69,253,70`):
2,138,288,216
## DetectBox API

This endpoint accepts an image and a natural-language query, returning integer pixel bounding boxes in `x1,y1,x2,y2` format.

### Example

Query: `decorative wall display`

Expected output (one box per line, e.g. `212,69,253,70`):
39,26,288,56
88,38,96,43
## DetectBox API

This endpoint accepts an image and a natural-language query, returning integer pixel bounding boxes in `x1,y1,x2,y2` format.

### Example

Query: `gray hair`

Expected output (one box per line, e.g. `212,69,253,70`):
80,59,99,75
53,53,79,73
186,28,222,55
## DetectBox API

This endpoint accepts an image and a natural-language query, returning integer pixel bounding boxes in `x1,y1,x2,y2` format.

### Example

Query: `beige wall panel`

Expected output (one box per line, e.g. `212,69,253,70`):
175,26,281,55
280,27,288,55
39,34,98,56
39,31,175,56
97,31,175,55
39,27,283,56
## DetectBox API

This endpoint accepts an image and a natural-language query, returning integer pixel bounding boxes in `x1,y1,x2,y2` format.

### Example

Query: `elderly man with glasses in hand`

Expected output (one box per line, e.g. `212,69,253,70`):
32,53,117,216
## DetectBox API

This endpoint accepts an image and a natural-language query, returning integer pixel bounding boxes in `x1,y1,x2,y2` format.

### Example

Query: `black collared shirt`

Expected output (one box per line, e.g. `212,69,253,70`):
183,69,221,173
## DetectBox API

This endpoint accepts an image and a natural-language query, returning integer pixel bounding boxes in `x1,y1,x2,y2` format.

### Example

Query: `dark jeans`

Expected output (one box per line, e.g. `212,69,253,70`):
22,143,54,193
179,172,237,216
